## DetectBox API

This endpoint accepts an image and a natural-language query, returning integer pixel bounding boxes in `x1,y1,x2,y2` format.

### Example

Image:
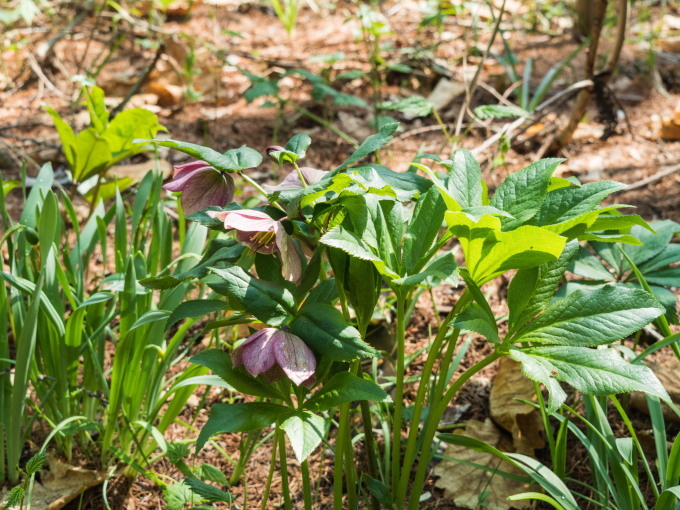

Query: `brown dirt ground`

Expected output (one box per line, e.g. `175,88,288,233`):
1,0,680,509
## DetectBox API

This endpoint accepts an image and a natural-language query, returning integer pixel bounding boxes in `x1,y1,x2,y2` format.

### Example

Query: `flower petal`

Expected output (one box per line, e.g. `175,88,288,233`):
233,329,278,377
172,160,212,179
179,171,234,216
264,167,328,192
272,331,316,386
275,226,302,283
222,210,278,232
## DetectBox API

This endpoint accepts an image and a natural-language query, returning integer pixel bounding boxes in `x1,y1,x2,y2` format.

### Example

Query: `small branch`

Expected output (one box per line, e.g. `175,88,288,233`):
618,163,680,192
110,43,165,117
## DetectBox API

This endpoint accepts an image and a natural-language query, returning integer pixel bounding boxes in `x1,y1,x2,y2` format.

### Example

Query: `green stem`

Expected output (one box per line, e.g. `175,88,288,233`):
391,292,407,492
344,423,358,509
301,459,313,509
238,171,285,211
292,162,308,188
333,404,347,510
359,399,380,510
288,102,359,147
278,429,292,510
396,291,471,505
260,432,278,510
407,351,502,509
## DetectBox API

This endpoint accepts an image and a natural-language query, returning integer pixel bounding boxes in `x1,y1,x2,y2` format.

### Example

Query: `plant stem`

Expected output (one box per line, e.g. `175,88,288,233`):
391,292,407,492
396,291,471,506
288,102,359,147
278,429,292,510
301,459,313,509
260,431,279,510
237,171,285,211
292,162,308,187
359,397,380,510
407,351,502,509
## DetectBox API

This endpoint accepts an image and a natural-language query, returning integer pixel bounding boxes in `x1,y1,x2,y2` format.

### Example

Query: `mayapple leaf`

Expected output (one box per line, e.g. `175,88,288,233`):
305,372,391,412
333,122,399,172
281,411,326,462
510,285,664,347
105,108,166,163
490,158,563,231
290,302,377,361
508,240,579,332
73,128,113,181
320,225,399,279
196,402,294,451
209,266,295,326
510,346,671,414
190,349,285,400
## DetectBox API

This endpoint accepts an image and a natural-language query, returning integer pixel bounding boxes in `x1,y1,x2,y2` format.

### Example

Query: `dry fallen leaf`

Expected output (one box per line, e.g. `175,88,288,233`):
434,418,531,509
489,357,544,456
427,78,466,111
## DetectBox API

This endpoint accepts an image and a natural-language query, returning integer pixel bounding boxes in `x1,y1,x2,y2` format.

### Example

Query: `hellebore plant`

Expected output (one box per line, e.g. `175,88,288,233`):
163,160,235,215
140,124,676,510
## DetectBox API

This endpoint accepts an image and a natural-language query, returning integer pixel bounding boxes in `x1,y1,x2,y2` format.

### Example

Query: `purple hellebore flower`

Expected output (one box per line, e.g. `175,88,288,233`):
264,167,328,193
163,160,235,216
233,328,316,387
207,209,302,283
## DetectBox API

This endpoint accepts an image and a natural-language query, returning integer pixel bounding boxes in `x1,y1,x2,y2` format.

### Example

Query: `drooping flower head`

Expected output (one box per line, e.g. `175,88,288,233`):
264,166,328,193
233,328,316,387
207,209,302,283
163,160,235,216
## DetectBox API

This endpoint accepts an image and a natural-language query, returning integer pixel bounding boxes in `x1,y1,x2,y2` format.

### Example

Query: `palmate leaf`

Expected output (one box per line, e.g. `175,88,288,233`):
510,346,671,413
510,285,663,346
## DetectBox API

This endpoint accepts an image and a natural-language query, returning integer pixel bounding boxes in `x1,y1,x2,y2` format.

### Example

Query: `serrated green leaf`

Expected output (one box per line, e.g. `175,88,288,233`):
490,158,563,230
291,303,377,361
25,451,47,475
184,477,232,503
305,372,390,412
393,252,458,287
209,266,295,326
333,123,399,171
167,299,225,329
403,185,446,272
511,285,664,346
136,139,261,172
196,402,294,451
164,482,202,510
510,346,671,413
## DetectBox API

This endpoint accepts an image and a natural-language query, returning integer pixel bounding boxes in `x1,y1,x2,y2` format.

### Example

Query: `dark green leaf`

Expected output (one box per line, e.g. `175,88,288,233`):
167,299,225,329
305,372,390,412
196,402,294,451
183,477,232,503
135,139,261,172
333,123,399,171
291,303,377,361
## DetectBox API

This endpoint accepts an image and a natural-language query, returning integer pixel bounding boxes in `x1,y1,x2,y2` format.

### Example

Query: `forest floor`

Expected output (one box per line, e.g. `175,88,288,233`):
1,0,680,508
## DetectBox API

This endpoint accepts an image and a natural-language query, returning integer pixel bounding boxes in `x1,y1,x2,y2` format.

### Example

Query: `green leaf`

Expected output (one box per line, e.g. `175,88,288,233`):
25,451,47,475
305,372,390,412
333,122,399,171
392,252,458,288
402,185,446,272
380,95,433,118
312,83,368,108
624,220,680,268
291,303,377,361
362,475,393,508
196,402,294,451
490,158,563,230
129,310,171,332
508,240,579,331
568,245,616,281
320,225,399,279
448,149,484,210
167,299,225,329
195,464,228,486
105,108,165,163
281,411,326,462
84,86,109,133
5,486,25,507
136,139,261,172
510,346,671,413
45,107,77,169
72,128,113,181
190,349,284,400
453,302,500,343
645,267,680,288
209,266,295,326
510,285,664,346
164,482,202,510
473,104,529,119
183,477,231,503
285,133,312,159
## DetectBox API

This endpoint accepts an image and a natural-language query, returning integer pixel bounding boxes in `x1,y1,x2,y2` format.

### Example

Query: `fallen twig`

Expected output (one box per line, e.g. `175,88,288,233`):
619,163,680,192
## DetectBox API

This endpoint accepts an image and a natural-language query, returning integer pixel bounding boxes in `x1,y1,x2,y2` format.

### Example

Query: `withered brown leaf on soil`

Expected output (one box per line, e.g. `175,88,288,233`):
434,418,531,510
489,356,544,456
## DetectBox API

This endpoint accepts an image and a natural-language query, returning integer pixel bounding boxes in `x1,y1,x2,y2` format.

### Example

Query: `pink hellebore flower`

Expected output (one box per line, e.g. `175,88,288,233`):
264,166,328,193
207,209,302,283
163,161,235,216
233,328,316,387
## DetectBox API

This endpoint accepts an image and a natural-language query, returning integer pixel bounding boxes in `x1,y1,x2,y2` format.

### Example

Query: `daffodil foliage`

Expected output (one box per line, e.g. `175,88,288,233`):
143,123,669,498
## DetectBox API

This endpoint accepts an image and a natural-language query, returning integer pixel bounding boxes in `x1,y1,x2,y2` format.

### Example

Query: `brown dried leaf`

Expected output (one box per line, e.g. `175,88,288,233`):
434,418,531,509
489,357,544,456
